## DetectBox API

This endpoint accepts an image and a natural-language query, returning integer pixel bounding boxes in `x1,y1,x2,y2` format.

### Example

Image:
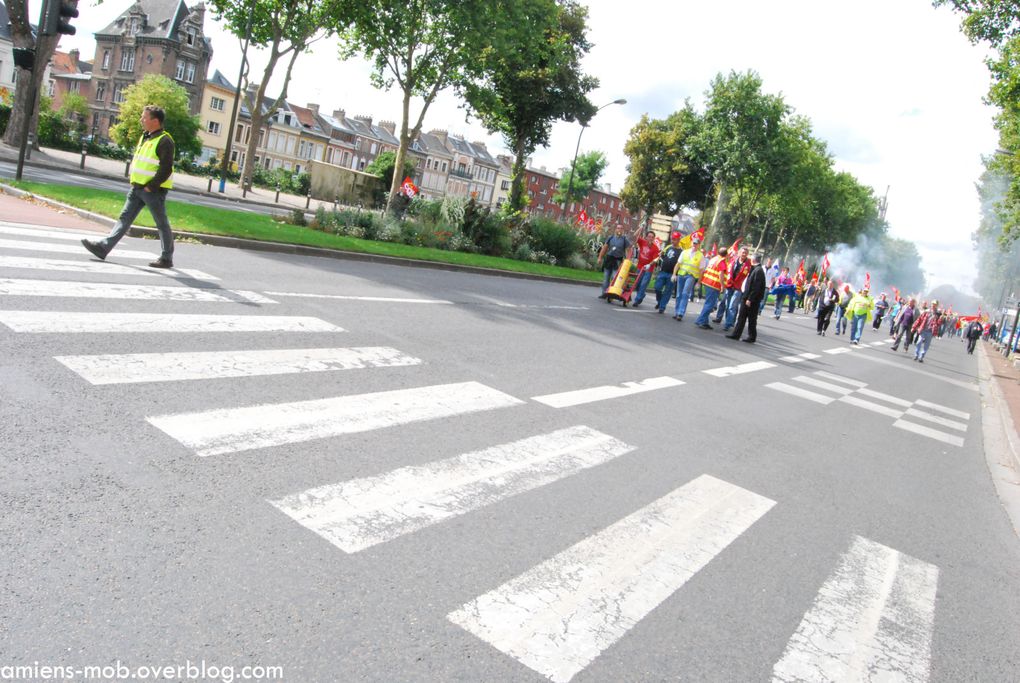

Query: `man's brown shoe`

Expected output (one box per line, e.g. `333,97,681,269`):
148,259,174,269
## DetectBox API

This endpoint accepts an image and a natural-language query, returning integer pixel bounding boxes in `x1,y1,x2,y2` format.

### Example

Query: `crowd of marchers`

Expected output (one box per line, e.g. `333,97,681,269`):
594,224,990,361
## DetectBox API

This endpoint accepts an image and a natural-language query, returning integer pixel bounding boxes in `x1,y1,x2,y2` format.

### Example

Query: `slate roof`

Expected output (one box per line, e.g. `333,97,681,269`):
416,132,453,159
0,1,13,42
96,0,190,40
317,112,358,137
207,69,235,91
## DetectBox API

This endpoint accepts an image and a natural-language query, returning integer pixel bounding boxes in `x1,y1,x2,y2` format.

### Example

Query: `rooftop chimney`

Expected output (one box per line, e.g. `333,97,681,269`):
429,129,449,144
332,109,346,120
68,49,80,68
379,120,396,135
354,115,373,125
307,103,320,114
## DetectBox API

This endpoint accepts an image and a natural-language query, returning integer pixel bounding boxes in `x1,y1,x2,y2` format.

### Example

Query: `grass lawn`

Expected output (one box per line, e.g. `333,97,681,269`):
7,180,602,283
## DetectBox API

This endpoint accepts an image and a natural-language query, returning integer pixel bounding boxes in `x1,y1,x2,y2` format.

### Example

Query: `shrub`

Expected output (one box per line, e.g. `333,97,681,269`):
290,208,306,227
526,217,584,264
461,198,510,256
0,104,10,136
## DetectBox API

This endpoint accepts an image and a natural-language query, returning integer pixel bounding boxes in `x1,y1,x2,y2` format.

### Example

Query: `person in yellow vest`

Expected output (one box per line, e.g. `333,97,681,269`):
670,234,706,321
847,286,874,345
81,105,176,268
695,247,728,329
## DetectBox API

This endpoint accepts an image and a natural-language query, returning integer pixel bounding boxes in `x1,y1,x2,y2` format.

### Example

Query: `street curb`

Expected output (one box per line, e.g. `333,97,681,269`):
0,183,600,287
977,344,1020,538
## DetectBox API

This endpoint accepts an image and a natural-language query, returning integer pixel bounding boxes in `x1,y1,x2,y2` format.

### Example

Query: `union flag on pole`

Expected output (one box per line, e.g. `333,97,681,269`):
864,272,871,290
577,209,589,225
821,252,830,272
729,237,742,254
401,176,418,198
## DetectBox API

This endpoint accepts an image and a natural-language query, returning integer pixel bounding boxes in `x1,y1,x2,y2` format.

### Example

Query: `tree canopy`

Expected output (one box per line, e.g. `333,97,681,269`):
462,0,597,212
554,150,607,206
109,75,202,158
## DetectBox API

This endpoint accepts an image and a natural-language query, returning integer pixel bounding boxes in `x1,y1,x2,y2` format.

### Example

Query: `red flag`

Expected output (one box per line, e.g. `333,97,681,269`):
892,286,900,301
821,253,830,271
864,272,871,290
401,176,418,198
693,226,706,243
577,209,589,225
797,259,805,276
709,242,717,257
729,237,742,254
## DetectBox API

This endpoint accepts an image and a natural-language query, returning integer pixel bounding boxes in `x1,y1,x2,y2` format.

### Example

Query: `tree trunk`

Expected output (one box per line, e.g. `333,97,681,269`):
754,218,770,252
386,88,414,214
709,181,728,233
509,136,529,212
783,228,799,265
240,56,279,192
2,0,65,149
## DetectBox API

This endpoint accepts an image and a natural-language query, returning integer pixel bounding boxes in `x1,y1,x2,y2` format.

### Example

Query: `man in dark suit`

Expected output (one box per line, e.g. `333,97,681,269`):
727,252,766,343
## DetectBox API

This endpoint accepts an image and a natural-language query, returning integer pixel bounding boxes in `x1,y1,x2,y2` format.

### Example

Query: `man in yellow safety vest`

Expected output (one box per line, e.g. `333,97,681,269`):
81,105,176,268
670,233,706,321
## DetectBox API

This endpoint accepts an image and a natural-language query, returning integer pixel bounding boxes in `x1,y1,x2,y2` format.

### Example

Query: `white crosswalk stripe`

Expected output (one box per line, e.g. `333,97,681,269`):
0,310,341,334
823,347,852,355
271,426,634,553
792,375,854,395
0,278,275,303
702,360,777,377
448,474,775,683
55,347,418,385
767,371,971,447
0,224,98,240
265,290,453,305
0,238,156,260
913,399,970,421
147,381,525,457
766,381,836,404
532,375,684,408
0,254,219,281
779,352,821,363
772,535,938,683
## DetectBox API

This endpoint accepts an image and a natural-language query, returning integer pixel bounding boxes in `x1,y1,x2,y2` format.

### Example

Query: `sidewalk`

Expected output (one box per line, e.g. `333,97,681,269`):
0,141,337,214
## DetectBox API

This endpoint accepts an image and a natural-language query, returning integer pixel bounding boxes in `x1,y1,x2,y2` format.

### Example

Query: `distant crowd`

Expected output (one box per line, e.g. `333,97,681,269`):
595,224,989,360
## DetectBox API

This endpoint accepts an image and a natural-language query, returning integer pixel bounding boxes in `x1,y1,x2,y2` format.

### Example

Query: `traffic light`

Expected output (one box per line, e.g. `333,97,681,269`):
41,0,79,37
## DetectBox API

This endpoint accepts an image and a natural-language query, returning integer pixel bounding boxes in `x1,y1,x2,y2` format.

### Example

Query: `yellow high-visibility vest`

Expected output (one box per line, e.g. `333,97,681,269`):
676,248,704,277
129,131,173,189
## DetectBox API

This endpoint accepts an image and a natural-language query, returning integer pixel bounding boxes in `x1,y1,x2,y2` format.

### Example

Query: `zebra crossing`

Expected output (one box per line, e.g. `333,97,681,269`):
766,370,970,446
0,223,948,681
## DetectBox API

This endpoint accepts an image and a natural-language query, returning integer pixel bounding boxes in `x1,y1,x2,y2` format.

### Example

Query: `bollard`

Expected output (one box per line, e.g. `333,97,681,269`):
207,176,213,192
79,144,87,169
275,183,281,203
125,158,131,178
306,192,311,209
242,182,248,199
333,196,339,210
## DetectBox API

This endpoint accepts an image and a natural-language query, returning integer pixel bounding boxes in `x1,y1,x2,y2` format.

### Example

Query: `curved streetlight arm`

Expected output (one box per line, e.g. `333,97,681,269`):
561,99,626,220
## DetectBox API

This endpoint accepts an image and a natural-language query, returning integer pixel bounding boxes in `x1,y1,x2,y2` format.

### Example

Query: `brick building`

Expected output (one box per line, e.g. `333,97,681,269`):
89,0,213,141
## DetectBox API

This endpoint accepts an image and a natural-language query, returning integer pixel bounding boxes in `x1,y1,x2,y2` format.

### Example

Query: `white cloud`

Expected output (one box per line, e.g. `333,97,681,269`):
63,0,998,295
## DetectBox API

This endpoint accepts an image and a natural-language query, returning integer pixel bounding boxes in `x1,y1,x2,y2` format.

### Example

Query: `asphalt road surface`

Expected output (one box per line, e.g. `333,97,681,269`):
1,219,1018,682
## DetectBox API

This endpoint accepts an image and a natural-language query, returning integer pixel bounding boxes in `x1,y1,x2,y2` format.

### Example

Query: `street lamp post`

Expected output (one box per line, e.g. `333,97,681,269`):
560,98,626,221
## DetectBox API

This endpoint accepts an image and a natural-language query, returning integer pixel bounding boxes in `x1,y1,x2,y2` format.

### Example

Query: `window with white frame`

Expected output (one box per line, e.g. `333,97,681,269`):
95,81,106,101
210,96,225,111
102,51,110,70
112,83,126,103
120,49,135,72
207,121,221,135
175,60,186,80
185,61,196,83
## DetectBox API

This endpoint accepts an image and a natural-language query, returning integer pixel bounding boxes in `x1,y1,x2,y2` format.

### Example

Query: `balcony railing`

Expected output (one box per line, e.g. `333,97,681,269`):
449,168,472,180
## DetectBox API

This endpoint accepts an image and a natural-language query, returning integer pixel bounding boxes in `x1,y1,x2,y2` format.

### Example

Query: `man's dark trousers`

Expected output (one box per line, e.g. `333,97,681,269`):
94,186,174,262
730,298,761,341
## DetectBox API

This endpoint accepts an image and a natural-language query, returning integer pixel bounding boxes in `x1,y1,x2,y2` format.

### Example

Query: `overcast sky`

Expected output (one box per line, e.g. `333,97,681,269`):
61,0,999,295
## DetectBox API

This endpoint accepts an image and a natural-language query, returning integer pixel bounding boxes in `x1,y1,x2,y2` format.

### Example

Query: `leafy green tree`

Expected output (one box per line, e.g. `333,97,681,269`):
110,75,202,157
620,107,713,227
554,150,607,206
341,0,507,213
462,0,597,212
210,0,354,190
59,92,89,137
694,70,791,232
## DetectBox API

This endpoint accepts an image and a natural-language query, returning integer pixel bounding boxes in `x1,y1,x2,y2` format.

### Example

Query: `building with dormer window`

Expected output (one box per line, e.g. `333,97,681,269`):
89,0,213,142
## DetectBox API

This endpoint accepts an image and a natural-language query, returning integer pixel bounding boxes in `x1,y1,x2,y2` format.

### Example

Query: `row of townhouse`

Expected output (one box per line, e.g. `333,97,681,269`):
3,0,637,222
